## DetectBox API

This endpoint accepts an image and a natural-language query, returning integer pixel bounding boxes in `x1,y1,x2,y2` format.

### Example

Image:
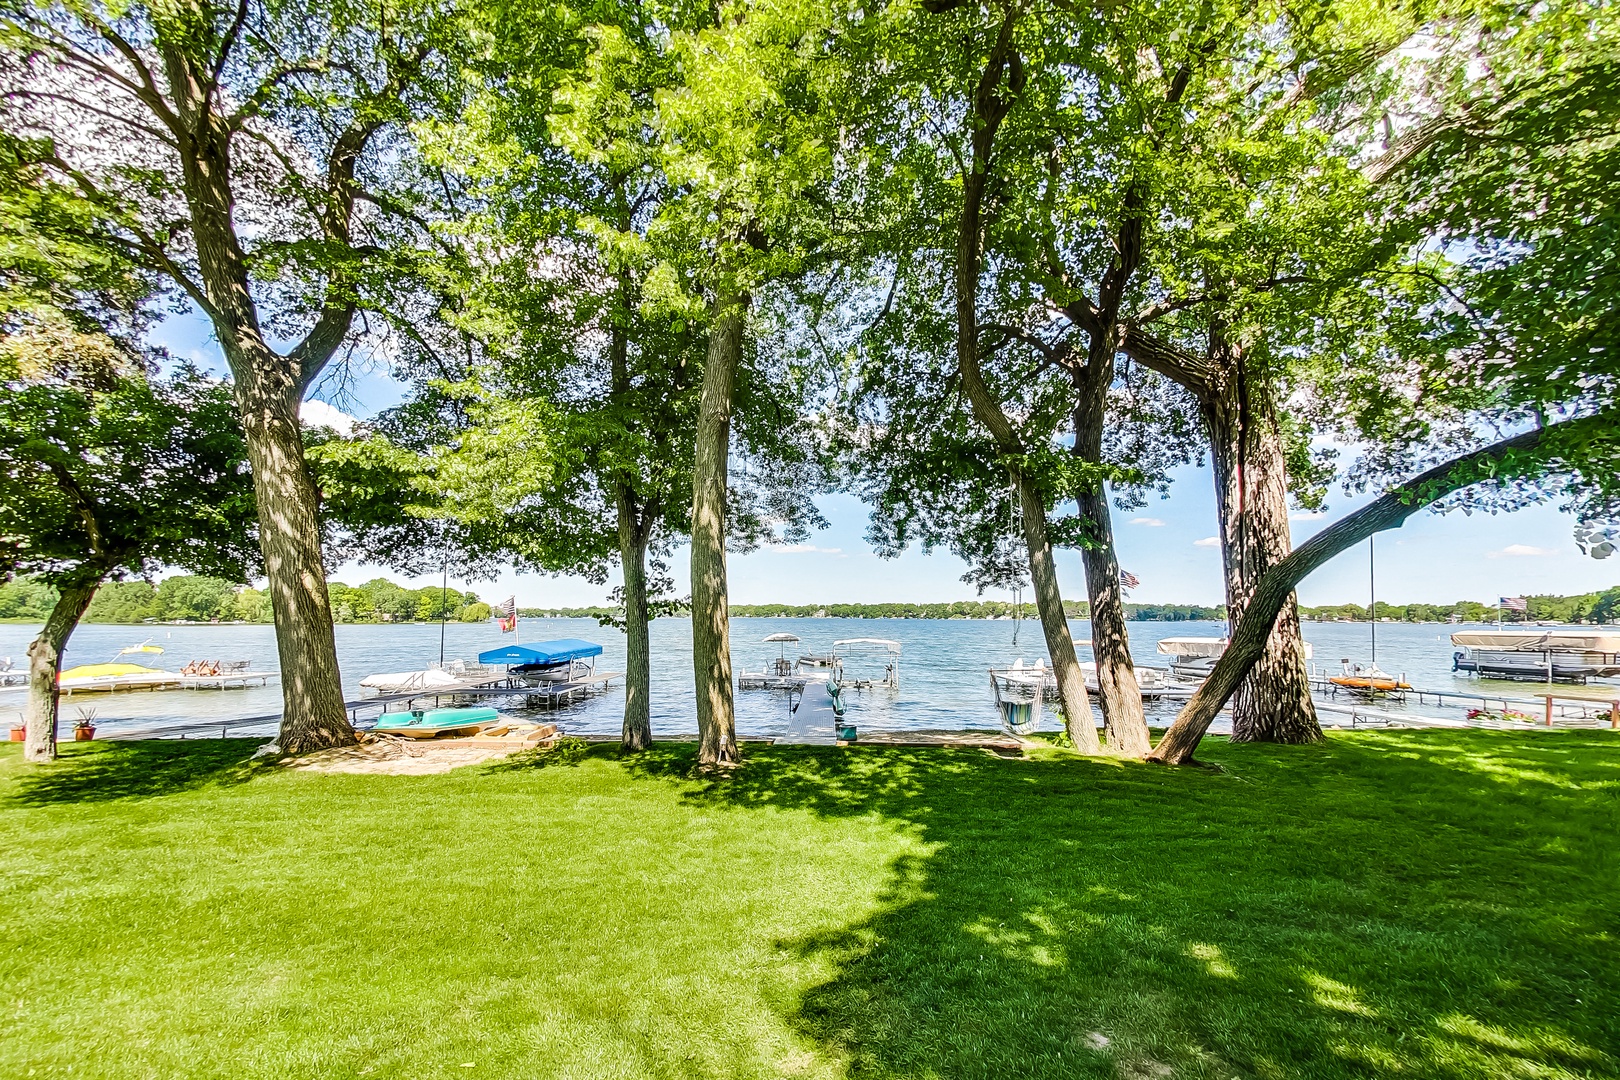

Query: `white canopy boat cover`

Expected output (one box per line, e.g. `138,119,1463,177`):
1156,637,1228,658
1450,630,1620,652
833,638,902,653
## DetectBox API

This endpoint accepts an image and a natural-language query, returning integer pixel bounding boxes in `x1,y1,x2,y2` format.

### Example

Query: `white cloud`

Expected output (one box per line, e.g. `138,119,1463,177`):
1130,517,1166,527
1193,536,1221,548
1487,544,1558,558
774,544,844,555
301,399,357,435
1289,510,1326,521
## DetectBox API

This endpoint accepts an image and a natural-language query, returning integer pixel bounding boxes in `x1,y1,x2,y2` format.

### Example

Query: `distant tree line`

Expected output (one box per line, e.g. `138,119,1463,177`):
1300,589,1620,625
521,600,1230,621
0,576,491,625
10,577,1617,628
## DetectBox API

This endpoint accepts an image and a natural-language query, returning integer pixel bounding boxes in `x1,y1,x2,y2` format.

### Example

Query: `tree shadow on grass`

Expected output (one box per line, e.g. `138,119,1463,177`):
481,735,593,773
4,739,268,806
627,734,1620,1079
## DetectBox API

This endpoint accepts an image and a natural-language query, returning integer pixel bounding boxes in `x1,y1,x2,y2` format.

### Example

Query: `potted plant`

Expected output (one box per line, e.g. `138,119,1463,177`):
73,708,96,741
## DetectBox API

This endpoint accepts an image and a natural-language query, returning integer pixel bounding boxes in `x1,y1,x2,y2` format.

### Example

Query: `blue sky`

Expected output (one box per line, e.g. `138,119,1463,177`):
155,310,1618,609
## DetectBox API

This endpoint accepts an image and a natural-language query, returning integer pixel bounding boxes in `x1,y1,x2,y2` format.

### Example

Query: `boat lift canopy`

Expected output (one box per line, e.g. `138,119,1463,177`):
1451,629,1620,652
1157,636,1311,659
831,638,901,689
1156,637,1227,658
833,638,901,654
478,639,604,666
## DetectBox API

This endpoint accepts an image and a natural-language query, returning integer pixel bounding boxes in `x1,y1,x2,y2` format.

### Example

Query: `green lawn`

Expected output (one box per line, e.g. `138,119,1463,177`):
1,731,1616,1079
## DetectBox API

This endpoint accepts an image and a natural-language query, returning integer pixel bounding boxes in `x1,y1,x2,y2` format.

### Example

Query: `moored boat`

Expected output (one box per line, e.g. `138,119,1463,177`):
1155,636,1312,679
1328,662,1411,693
58,663,182,694
478,639,603,684
372,706,501,738
1451,629,1620,683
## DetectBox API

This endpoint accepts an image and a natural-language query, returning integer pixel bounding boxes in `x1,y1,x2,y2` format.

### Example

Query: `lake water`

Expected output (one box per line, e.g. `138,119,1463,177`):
0,617,1601,740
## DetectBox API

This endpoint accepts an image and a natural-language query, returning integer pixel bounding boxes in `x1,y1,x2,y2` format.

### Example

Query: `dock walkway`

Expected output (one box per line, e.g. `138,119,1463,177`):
777,680,840,745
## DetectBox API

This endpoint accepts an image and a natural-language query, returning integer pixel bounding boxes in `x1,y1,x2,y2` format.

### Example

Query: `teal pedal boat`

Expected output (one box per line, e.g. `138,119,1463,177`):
372,706,501,738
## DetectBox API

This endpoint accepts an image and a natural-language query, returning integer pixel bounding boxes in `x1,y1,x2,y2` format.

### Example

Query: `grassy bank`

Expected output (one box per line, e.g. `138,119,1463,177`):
2,732,1616,1079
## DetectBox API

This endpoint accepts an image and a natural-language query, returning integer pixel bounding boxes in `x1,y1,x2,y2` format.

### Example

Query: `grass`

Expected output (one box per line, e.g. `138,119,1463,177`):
1,731,1617,1080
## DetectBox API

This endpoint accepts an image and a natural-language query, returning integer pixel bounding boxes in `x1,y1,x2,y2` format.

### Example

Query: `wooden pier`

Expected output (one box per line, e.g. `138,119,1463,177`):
86,670,622,742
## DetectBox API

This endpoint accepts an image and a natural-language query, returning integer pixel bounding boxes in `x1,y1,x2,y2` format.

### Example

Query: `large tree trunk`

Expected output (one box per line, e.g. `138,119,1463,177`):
24,579,98,763
945,8,1099,752
237,371,354,754
1071,379,1152,757
617,488,653,753
178,119,354,755
1199,334,1321,744
1015,476,1101,752
1147,418,1601,763
691,285,745,767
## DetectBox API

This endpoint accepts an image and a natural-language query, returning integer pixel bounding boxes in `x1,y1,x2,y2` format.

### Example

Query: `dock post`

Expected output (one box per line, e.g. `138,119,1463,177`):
1612,700,1619,730
1544,695,1554,726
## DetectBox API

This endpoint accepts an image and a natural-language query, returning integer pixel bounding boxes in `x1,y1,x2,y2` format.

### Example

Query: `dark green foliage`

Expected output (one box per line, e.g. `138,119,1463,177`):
0,576,54,619
0,363,258,592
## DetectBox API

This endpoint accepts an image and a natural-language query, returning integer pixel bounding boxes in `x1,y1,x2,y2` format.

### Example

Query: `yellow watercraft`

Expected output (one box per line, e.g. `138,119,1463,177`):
58,663,182,693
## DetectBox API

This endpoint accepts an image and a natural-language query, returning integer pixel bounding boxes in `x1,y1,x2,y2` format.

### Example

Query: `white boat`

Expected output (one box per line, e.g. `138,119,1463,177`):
1080,662,1195,700
359,659,496,696
1155,636,1312,679
1451,629,1620,683
57,663,183,694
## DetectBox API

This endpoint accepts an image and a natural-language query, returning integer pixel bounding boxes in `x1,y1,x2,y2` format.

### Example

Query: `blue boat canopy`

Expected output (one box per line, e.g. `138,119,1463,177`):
478,639,604,666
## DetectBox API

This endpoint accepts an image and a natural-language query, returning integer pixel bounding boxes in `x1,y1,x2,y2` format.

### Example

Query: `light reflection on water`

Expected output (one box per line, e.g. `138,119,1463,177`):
0,617,1600,740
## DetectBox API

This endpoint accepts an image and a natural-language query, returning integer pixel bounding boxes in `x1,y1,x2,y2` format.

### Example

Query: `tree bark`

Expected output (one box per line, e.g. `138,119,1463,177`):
1015,473,1101,752
1075,488,1151,755
1198,332,1321,744
691,284,745,767
24,579,98,763
947,8,1100,751
1071,364,1152,757
1147,417,1605,763
617,487,653,753
176,114,353,755
1075,401,1153,757
236,371,354,753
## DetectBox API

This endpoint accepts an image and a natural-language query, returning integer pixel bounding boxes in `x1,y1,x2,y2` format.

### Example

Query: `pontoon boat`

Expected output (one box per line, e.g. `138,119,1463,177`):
1451,629,1620,683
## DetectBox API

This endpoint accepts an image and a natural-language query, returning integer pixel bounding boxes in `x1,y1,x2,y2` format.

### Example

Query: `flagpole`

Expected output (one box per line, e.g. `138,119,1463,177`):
1497,599,1503,629
1368,537,1376,665
438,525,451,666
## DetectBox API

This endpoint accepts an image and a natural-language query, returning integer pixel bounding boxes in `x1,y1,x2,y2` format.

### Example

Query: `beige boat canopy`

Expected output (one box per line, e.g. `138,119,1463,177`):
833,638,901,653
1450,630,1620,652
1156,637,1228,657
1156,636,1312,659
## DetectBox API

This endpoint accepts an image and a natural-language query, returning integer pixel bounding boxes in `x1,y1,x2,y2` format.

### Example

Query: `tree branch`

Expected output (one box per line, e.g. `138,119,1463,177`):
1147,410,1619,763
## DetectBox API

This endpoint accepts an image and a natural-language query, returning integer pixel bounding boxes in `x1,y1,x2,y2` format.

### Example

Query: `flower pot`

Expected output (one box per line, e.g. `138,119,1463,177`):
8,726,24,742
74,726,95,742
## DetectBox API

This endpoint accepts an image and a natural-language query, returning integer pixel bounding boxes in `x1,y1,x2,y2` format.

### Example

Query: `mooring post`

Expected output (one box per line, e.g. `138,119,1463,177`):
1544,695,1554,726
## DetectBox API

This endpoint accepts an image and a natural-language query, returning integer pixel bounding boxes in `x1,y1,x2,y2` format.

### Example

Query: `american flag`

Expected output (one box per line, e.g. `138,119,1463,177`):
494,596,518,632
1500,596,1528,612
1119,570,1140,592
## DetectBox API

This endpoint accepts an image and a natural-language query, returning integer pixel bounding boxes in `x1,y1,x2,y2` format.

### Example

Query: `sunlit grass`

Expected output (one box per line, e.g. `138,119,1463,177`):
1,729,1616,1078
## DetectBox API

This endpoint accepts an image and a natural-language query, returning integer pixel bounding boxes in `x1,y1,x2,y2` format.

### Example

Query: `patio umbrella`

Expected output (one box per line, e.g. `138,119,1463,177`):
762,632,800,661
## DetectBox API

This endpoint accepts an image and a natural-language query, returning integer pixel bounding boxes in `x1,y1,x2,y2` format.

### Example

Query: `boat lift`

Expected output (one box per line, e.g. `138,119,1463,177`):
831,638,901,690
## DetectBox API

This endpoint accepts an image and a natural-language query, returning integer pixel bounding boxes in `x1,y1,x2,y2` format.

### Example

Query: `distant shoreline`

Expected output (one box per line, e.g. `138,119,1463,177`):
0,614,1562,628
